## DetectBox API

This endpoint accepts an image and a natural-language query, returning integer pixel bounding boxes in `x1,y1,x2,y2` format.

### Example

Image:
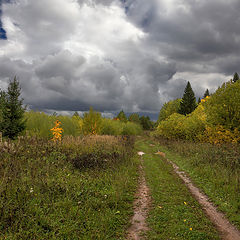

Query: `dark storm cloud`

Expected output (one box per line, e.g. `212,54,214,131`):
0,0,238,114
126,0,240,75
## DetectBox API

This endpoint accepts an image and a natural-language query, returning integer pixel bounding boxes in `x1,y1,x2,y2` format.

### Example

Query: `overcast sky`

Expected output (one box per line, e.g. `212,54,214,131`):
0,0,239,116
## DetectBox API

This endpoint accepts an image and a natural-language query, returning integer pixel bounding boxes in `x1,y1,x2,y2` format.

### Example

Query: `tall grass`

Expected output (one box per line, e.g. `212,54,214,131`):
0,135,138,239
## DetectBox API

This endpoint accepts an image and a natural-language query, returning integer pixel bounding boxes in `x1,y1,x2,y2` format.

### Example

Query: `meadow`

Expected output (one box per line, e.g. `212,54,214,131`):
0,135,139,239
0,103,145,239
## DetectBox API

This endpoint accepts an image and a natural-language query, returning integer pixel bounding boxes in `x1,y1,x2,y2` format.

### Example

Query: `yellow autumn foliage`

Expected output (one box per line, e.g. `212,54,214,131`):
199,125,240,144
155,81,240,144
50,120,63,142
156,100,207,140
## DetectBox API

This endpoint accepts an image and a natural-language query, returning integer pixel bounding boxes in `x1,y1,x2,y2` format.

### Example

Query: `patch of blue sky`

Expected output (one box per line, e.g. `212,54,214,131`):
0,0,7,40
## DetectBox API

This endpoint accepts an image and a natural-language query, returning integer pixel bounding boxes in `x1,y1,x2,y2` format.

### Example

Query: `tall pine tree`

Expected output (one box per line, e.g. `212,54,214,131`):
0,90,7,128
233,72,239,83
203,89,210,98
197,97,201,104
140,116,153,130
178,81,197,115
1,77,26,139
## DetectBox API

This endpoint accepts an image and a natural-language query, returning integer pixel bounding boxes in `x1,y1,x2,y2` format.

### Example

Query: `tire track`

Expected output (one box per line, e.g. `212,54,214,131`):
127,152,151,240
164,156,240,240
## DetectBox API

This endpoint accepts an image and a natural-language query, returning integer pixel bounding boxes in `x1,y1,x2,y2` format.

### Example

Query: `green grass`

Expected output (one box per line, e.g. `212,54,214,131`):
0,136,139,239
135,138,220,240
154,138,240,229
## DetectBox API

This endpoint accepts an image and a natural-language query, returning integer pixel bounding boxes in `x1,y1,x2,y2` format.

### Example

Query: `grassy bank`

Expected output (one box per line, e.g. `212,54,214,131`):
0,136,139,239
136,138,219,240
154,137,240,230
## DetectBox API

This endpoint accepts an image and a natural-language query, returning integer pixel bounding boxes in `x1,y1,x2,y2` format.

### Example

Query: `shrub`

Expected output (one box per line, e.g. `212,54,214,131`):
156,113,186,139
101,118,122,135
122,122,142,135
82,107,103,135
101,119,142,136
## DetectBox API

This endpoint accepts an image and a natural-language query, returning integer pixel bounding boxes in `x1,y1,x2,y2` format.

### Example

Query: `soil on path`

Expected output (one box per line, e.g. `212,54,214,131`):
126,154,151,240
166,158,240,240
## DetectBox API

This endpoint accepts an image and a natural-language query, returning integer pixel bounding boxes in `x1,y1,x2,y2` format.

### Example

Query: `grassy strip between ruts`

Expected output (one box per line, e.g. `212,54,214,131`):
0,137,139,240
135,138,219,240
154,140,240,230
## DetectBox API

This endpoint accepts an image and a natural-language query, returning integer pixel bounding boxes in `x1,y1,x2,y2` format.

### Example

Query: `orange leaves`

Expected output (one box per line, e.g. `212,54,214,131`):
50,120,63,142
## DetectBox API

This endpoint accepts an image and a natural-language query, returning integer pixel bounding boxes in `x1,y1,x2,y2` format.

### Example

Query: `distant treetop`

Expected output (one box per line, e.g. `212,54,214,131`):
233,72,239,83
203,89,210,98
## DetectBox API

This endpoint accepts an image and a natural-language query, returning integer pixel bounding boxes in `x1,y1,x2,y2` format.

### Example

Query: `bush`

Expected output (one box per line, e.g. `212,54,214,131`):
156,113,186,139
101,118,122,135
155,102,206,141
122,122,142,135
101,119,142,136
82,107,103,135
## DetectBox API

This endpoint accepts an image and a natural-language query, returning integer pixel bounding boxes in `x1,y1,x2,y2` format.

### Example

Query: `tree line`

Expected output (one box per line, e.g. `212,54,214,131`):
160,72,240,119
115,110,154,130
0,77,153,140
156,72,240,144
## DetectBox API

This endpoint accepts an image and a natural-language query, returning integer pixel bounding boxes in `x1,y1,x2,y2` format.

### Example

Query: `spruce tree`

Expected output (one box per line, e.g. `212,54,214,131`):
72,111,80,117
1,77,26,139
0,90,7,129
203,89,210,98
140,116,152,130
233,72,239,83
197,97,201,104
178,81,197,115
